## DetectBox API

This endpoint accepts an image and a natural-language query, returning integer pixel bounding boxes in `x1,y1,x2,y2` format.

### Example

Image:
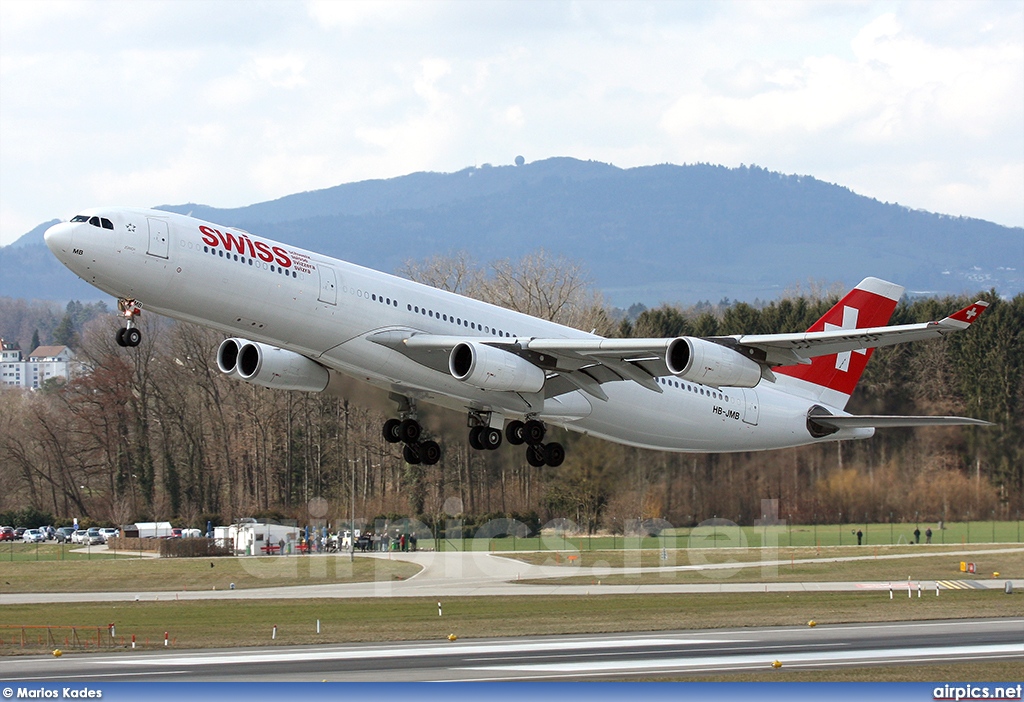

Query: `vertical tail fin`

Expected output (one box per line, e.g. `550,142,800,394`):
774,277,903,409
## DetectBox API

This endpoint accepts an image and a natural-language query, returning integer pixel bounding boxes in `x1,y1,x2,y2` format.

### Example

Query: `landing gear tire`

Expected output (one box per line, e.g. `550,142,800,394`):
524,419,546,445
403,443,421,465
382,419,402,444
420,440,441,465
544,442,565,468
399,418,422,444
469,426,485,451
115,328,128,347
526,443,547,468
123,327,141,347
481,427,502,450
505,420,526,445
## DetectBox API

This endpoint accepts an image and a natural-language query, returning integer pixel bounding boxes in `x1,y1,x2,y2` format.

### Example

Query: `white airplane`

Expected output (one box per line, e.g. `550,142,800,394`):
44,207,991,467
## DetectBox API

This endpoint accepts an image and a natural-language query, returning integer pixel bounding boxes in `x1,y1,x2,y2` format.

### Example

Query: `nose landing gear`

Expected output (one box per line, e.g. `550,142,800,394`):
115,298,143,348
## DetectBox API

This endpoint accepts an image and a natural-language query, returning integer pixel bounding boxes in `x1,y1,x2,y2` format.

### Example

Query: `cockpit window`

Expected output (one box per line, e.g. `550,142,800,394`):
74,215,114,229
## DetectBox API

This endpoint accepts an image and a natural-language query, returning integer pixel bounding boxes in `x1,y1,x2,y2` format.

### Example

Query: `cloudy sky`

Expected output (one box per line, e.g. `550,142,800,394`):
1,0,1021,247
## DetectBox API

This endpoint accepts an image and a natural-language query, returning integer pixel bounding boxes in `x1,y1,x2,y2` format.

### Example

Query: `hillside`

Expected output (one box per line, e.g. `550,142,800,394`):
2,158,1020,306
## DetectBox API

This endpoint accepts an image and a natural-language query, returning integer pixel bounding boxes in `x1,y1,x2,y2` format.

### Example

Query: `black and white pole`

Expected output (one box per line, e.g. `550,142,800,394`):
438,601,442,617
272,625,277,640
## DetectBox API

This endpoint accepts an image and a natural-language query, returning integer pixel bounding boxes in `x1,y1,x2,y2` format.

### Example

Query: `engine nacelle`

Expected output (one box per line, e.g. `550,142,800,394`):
216,338,329,392
449,342,545,393
666,337,762,388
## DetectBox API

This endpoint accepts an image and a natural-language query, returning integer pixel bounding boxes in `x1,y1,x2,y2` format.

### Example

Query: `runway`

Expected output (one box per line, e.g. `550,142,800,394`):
2,618,1020,681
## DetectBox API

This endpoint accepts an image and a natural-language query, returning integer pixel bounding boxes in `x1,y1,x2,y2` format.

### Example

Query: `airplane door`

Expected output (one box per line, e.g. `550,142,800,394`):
741,388,759,426
318,265,337,305
146,218,169,259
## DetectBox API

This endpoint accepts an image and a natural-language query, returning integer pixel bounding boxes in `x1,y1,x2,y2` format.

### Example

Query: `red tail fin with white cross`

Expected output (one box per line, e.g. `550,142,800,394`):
773,277,903,408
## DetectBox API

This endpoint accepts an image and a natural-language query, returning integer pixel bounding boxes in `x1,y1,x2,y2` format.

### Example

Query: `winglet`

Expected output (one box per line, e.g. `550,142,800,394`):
940,300,989,329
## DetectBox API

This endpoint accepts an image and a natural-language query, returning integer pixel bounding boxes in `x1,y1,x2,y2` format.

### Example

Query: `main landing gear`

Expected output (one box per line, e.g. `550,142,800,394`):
382,397,440,466
382,397,564,468
504,418,565,468
115,298,142,348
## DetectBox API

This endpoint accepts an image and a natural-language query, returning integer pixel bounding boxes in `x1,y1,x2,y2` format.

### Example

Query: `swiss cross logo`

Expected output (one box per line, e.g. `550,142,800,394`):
966,307,978,319
824,305,868,372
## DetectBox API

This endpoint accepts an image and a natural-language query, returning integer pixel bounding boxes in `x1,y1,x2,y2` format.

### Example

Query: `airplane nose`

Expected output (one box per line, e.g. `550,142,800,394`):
44,221,74,255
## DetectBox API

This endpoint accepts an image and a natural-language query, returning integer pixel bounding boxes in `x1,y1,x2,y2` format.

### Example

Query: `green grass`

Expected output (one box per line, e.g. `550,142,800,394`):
0,553,420,593
0,543,126,562
1,590,1020,654
457,519,1024,552
509,545,1024,585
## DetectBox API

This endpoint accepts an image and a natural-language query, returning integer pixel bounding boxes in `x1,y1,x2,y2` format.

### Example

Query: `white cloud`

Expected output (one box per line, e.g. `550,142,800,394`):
0,0,1021,247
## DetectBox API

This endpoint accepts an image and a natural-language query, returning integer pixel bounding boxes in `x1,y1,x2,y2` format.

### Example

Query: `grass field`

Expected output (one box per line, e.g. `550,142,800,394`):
510,545,1024,585
2,540,1021,681
0,543,125,562
457,519,1024,552
0,550,419,593
1,590,1020,654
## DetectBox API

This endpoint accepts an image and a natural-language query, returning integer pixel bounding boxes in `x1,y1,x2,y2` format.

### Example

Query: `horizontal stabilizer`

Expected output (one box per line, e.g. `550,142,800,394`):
812,415,994,429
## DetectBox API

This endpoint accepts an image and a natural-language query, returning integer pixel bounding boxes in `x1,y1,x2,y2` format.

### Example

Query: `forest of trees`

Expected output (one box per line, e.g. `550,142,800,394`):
1,252,1021,534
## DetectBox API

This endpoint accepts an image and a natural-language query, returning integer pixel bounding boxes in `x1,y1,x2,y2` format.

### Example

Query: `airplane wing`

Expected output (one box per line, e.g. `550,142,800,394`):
368,299,990,401
722,300,990,366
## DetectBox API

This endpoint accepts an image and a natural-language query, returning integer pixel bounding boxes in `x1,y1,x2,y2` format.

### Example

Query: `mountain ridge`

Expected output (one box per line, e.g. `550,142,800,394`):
2,158,1020,306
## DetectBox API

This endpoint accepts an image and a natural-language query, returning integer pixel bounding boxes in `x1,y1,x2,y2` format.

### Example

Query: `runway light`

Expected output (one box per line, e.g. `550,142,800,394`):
52,649,62,657
771,660,782,668
448,634,458,642
807,620,817,627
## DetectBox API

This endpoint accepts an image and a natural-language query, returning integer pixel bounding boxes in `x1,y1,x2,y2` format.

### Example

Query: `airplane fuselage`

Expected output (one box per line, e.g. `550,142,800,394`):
44,207,873,454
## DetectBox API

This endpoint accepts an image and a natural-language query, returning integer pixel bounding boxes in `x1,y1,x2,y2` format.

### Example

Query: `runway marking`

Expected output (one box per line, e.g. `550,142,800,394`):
5,670,190,681
463,643,1023,674
936,580,984,590
96,637,741,667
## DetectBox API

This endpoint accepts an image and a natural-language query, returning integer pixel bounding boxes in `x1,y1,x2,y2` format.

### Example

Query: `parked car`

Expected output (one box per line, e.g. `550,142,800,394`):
99,527,119,541
22,528,45,543
71,529,89,544
85,527,105,545
0,526,16,542
13,527,26,539
55,527,75,543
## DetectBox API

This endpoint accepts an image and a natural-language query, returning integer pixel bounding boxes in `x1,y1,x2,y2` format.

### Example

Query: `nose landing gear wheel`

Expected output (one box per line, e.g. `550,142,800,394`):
117,327,141,347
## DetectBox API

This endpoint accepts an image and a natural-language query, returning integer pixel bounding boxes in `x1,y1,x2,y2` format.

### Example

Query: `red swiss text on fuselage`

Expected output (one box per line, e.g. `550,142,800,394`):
199,225,292,268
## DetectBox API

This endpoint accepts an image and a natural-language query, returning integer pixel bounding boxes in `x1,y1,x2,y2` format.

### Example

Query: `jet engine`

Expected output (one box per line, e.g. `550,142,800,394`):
216,338,329,392
666,337,762,388
449,342,546,393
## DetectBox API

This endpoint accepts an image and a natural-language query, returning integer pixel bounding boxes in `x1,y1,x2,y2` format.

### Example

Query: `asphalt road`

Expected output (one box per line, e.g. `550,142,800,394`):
3,618,1021,681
